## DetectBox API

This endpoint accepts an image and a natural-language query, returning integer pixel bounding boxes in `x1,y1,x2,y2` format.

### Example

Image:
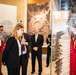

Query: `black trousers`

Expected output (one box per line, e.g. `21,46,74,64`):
31,51,42,73
46,47,51,65
7,67,20,75
20,54,28,75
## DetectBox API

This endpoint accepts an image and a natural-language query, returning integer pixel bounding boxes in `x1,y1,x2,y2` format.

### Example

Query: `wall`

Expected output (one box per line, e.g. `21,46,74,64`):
0,0,50,32
28,0,50,4
0,0,50,20
0,4,17,34
0,0,24,22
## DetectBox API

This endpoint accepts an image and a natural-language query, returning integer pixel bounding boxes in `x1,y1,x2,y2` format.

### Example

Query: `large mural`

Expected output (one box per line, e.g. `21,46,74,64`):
27,2,51,46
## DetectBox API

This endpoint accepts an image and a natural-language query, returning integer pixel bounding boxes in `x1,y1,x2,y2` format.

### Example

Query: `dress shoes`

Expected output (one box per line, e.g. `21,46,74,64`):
46,64,49,67
31,71,35,74
38,72,41,75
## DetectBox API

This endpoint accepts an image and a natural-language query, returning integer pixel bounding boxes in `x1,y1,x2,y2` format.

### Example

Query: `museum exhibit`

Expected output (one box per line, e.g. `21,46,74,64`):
0,0,76,75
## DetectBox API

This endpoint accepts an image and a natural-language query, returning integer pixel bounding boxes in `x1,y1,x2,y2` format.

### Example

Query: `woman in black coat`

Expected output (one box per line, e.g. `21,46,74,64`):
2,24,24,75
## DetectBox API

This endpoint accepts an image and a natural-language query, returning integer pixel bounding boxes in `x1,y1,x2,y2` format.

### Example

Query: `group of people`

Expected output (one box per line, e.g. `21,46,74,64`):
0,24,51,75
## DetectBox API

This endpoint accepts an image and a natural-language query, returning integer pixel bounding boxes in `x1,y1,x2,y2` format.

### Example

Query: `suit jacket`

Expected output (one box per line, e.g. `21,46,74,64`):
2,37,20,68
47,34,51,48
31,34,44,53
2,33,31,68
23,33,31,57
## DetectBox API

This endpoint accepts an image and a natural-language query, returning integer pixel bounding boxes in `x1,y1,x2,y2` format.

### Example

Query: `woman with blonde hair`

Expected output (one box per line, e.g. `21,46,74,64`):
2,24,24,75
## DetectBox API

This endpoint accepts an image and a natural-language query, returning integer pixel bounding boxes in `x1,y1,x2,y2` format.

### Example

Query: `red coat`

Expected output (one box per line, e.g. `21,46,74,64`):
0,43,6,53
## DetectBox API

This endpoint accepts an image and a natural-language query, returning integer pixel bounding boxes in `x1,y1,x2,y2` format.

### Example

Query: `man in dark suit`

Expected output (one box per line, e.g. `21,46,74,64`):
31,28,44,75
20,33,31,75
46,34,51,67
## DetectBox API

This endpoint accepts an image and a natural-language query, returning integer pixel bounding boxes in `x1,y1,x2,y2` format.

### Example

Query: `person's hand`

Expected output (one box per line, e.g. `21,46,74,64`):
33,47,38,51
48,43,50,46
21,38,26,45
2,62,6,66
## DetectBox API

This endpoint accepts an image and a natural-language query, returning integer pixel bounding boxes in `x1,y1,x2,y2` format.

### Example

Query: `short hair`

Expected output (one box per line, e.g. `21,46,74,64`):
0,25,3,27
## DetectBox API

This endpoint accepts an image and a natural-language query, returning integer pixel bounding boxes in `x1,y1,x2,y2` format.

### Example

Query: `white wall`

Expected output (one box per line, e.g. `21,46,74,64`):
0,4,17,35
24,0,27,32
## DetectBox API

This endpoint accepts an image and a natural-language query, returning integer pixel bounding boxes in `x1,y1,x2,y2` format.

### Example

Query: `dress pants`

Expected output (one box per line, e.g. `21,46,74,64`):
7,67,20,75
31,51,42,73
46,47,51,66
20,54,28,75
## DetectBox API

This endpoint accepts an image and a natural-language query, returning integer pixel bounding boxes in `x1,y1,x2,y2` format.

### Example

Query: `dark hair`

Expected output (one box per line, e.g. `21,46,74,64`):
0,25,3,27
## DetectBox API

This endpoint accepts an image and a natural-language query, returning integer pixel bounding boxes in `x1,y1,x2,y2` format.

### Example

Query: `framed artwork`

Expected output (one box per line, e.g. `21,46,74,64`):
0,4,17,35
27,2,51,47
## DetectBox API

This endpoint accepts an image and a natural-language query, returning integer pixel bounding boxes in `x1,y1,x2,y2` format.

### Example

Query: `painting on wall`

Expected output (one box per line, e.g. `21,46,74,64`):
0,4,17,35
27,2,51,46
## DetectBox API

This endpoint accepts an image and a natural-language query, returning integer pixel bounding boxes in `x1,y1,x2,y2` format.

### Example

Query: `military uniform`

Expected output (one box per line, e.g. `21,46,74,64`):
46,34,51,67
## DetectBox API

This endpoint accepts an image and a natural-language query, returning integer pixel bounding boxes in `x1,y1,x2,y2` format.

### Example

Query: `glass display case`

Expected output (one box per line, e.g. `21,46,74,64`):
51,0,76,75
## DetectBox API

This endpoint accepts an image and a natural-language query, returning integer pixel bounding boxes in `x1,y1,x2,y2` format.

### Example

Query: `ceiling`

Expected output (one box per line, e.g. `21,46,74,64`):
54,0,76,11
27,0,50,4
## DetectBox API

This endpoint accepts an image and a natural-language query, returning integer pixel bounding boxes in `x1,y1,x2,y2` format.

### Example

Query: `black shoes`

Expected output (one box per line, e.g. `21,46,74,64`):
31,70,42,75
31,71,35,74
46,64,49,67
38,72,41,75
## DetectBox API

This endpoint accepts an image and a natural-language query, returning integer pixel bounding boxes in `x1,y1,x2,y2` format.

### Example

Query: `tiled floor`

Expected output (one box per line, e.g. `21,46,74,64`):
2,55,50,75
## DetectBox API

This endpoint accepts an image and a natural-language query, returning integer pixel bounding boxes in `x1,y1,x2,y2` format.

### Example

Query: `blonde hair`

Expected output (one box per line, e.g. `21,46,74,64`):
11,24,24,40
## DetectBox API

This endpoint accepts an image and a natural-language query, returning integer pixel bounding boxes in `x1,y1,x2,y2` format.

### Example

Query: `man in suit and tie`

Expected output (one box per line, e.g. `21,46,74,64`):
21,32,31,75
46,34,51,67
31,28,44,75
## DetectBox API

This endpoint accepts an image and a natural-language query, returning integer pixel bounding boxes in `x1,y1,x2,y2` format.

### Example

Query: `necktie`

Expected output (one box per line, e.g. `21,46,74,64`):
21,44,25,51
21,34,25,51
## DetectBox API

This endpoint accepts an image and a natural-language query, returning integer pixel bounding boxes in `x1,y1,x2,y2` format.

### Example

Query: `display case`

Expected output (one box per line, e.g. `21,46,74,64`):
51,0,76,75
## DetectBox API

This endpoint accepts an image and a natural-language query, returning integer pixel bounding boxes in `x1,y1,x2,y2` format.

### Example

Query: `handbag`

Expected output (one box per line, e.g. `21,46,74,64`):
0,43,6,52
